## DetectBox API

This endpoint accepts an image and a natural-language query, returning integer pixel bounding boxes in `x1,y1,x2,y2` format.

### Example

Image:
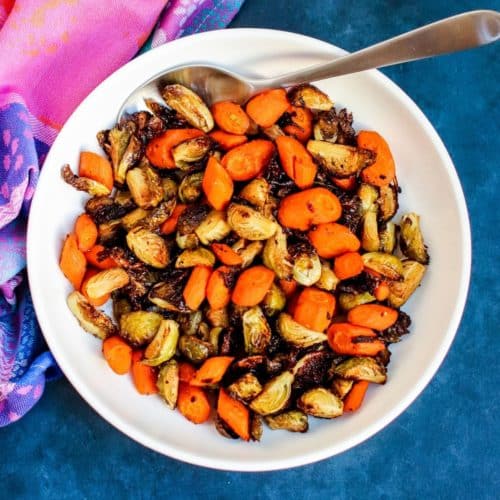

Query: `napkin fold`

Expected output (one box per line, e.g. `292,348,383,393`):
0,0,244,426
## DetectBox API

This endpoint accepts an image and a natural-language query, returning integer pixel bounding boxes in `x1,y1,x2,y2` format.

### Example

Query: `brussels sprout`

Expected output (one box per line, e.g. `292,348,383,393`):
338,291,376,311
119,311,163,346
306,141,374,177
358,183,379,214
143,319,180,366
288,84,333,111
334,357,387,384
250,371,294,416
277,313,327,347
262,226,293,280
107,122,133,175
206,307,229,328
379,222,396,254
388,260,427,308
175,232,199,250
242,307,272,355
126,165,163,209
126,227,169,268
84,268,130,301
262,195,279,220
313,110,343,143
98,219,122,244
316,261,340,291
399,213,429,264
121,207,150,231
135,198,177,231
161,84,214,132
113,189,136,210
250,414,264,442
161,177,178,200
378,184,398,221
297,388,343,418
239,178,270,210
148,280,190,313
292,351,330,388
262,124,285,140
178,335,214,364
177,311,203,335
61,165,111,196
232,239,264,268
172,136,212,169
362,210,380,252
209,326,224,353
112,296,132,323
331,377,354,399
228,373,263,401
115,134,142,187
262,283,286,317
292,251,322,287
362,252,404,281
178,172,203,203
175,247,215,268
67,291,117,339
195,210,231,245
177,205,211,236
157,359,179,409
85,196,130,225
265,410,309,432
227,203,278,240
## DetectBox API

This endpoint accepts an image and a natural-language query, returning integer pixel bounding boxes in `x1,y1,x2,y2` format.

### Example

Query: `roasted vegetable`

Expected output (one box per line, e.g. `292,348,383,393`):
121,207,150,231
84,268,130,301
239,178,270,209
148,279,190,313
178,172,204,203
172,135,212,169
277,313,327,347
242,306,272,354
62,165,111,196
232,239,264,268
205,307,229,328
297,388,343,418
157,360,179,409
178,311,203,336
228,373,263,401
143,319,180,366
292,250,322,287
399,213,430,264
178,335,214,364
378,184,398,221
288,84,333,111
250,371,294,416
98,219,122,244
388,260,426,308
126,165,163,209
115,133,142,187
195,210,231,245
265,410,309,432
227,203,277,240
379,222,397,254
316,261,340,291
250,414,264,441
119,311,163,346
331,378,354,399
176,232,199,250
262,283,286,317
175,247,215,268
334,356,387,384
362,252,404,280
262,226,293,280
338,291,376,311
126,227,169,268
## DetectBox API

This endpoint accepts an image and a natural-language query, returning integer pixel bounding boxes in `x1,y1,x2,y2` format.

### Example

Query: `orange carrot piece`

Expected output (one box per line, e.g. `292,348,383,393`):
221,139,275,181
276,135,317,189
211,243,243,266
79,151,114,191
308,222,361,259
131,351,158,395
211,101,250,135
209,130,248,151
332,176,357,191
343,381,370,412
374,281,390,301
217,388,250,441
202,156,234,210
347,304,398,331
177,382,211,424
283,106,313,143
278,187,342,231
59,233,87,290
327,323,385,356
246,88,290,128
279,278,298,298
146,129,204,168
357,131,396,187
85,244,118,269
206,266,232,310
179,361,197,383
232,265,275,307
81,267,111,306
334,251,364,280
102,336,133,375
183,265,212,311
160,203,187,235
74,213,98,252
191,356,235,387
293,287,336,332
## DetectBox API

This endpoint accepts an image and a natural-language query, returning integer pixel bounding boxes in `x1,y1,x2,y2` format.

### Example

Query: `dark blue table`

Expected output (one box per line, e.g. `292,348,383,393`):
1,1,499,498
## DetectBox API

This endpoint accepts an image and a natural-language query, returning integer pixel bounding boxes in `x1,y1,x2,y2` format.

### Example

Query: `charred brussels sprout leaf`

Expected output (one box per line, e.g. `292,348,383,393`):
119,311,163,346
148,277,190,313
297,387,343,418
334,357,387,384
250,371,294,416
250,414,264,442
338,291,376,311
206,307,229,328
143,319,180,366
265,410,309,432
157,360,179,409
177,311,203,336
399,213,430,264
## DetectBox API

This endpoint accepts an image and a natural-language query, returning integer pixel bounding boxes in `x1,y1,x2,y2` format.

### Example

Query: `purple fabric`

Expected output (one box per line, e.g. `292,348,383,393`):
0,0,244,426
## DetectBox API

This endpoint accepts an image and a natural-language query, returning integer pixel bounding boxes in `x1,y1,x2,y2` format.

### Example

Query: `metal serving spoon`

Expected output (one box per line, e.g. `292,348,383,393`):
118,9,500,119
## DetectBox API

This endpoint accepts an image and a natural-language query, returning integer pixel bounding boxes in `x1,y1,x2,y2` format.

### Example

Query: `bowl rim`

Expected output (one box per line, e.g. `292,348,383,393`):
27,27,471,471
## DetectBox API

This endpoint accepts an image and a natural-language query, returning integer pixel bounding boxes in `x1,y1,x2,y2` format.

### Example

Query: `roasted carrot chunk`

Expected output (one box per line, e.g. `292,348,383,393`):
146,129,204,168
102,336,133,375
60,233,87,290
131,351,158,395
334,251,364,280
357,131,395,186
222,139,275,181
191,356,234,387
177,382,211,424
308,222,360,259
217,388,250,441
85,244,118,270
211,243,243,266
79,151,114,191
232,266,275,307
74,213,98,252
283,105,313,143
293,287,336,332
246,88,290,128
374,281,390,301
209,130,248,151
327,323,385,356
160,204,187,235
212,101,250,135
347,304,398,331
276,135,317,189
206,266,233,309
179,361,197,383
202,156,234,210
343,381,370,412
183,265,212,311
279,278,298,298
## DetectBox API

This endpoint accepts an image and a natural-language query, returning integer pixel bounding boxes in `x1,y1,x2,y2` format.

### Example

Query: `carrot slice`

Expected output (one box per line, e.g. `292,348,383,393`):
211,101,250,135
217,388,250,441
293,287,336,332
183,265,212,311
85,244,118,270
343,381,370,412
221,139,275,181
59,233,87,290
191,356,235,387
283,105,313,143
79,151,114,191
327,323,385,356
202,156,234,210
276,135,317,189
179,361,197,383
347,304,398,331
146,129,204,169
211,243,243,266
374,281,390,301
357,131,396,187
74,213,98,252
177,382,211,424
334,251,364,280
206,266,233,309
131,351,158,395
308,222,361,259
102,336,132,375
232,265,275,307
279,278,298,298
278,187,342,231
160,203,187,235
332,176,357,191
246,88,290,128
81,267,111,306
209,130,248,151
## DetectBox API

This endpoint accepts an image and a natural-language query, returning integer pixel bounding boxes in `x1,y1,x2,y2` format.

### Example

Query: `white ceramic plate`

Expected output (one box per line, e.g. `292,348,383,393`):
27,29,471,471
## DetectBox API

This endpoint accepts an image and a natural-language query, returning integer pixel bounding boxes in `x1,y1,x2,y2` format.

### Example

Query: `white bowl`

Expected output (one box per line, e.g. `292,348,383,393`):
27,28,471,471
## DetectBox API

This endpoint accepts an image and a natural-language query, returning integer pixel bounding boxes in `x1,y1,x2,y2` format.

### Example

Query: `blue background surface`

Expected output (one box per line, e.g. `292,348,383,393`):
1,1,499,498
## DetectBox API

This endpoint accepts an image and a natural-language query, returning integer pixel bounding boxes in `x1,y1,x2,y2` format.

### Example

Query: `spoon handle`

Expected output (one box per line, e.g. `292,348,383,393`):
260,10,500,88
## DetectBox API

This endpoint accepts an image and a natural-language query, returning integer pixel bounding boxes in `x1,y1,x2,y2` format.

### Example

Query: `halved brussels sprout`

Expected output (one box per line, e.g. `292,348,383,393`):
262,226,293,280
178,335,214,364
331,377,354,399
206,307,229,328
126,165,163,209
313,110,342,143
262,283,286,317
135,198,177,231
119,311,163,346
306,141,374,177
362,252,404,280
98,219,122,244
175,247,215,268
288,84,333,111
250,371,294,415
334,356,387,384
177,205,210,235
126,227,169,268
85,196,130,225
157,360,179,409
292,351,330,385
195,210,231,245
297,388,343,418
67,291,117,339
84,268,130,301
175,232,199,250
338,291,376,311
227,203,278,240
277,313,327,347
112,296,132,323
161,177,178,200
358,183,378,214
121,207,150,231
362,210,380,252
113,189,136,210
239,178,270,210
143,319,180,366
228,373,263,401
61,165,110,196
242,306,272,355
293,251,322,287
316,261,340,291
115,133,142,187
399,213,429,264
265,410,309,432
148,279,190,313
232,239,264,268
209,326,223,353
178,172,203,204
379,222,397,254
106,122,133,175
378,184,398,221
262,124,285,140
161,84,214,132
172,136,212,169
177,311,203,336
388,260,427,308
250,414,264,442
